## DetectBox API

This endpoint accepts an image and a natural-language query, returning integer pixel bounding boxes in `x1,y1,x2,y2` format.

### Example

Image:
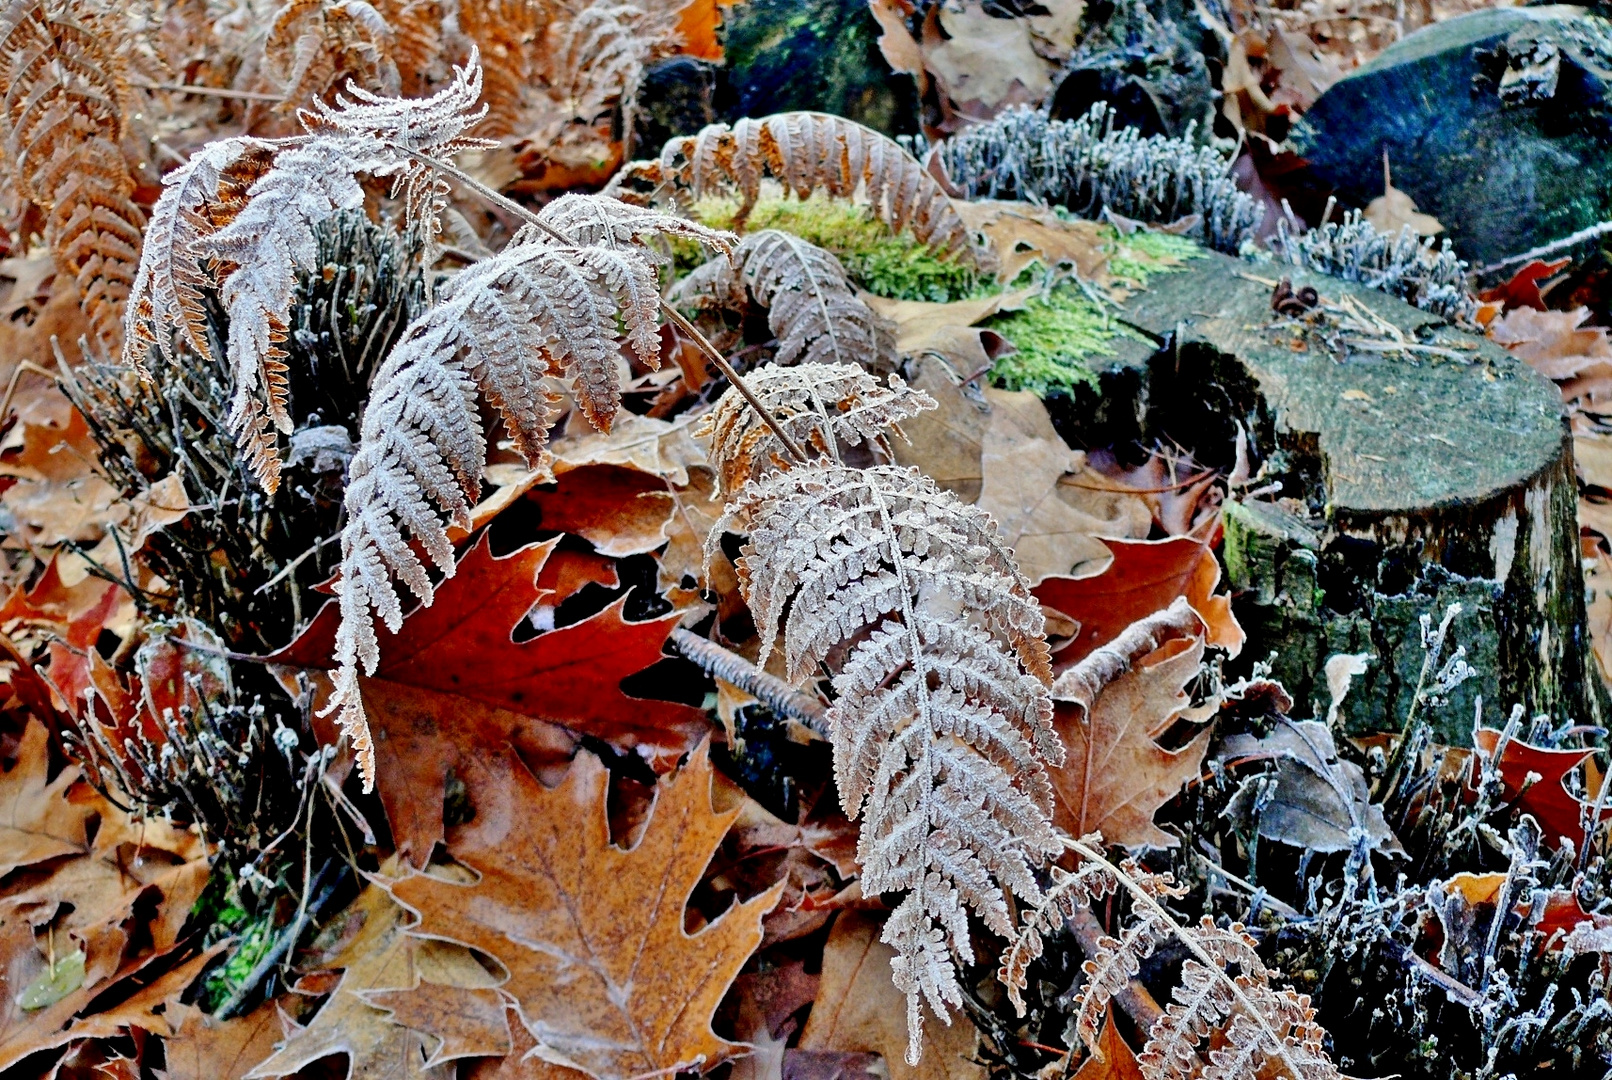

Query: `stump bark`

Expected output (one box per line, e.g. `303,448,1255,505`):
1053,252,1593,741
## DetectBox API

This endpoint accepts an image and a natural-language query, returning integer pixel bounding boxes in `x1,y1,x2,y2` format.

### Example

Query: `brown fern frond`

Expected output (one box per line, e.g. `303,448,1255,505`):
1055,838,1342,1080
264,0,401,113
0,0,146,350
999,858,1119,1015
676,229,898,372
371,0,444,97
712,462,1061,1062
324,194,732,788
610,111,993,271
694,361,935,498
122,52,490,491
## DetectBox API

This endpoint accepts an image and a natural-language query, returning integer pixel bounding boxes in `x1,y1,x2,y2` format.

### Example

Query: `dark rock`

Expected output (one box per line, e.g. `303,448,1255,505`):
719,0,920,136
629,57,720,156
1294,6,1612,268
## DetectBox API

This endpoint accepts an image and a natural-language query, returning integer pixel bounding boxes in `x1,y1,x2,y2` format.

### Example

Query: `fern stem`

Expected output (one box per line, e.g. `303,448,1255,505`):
668,628,829,735
397,147,811,464
1063,836,1309,1080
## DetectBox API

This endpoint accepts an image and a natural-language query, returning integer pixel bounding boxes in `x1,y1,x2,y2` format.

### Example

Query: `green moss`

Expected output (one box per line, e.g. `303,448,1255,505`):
678,193,985,302
984,286,1146,397
1107,229,1202,284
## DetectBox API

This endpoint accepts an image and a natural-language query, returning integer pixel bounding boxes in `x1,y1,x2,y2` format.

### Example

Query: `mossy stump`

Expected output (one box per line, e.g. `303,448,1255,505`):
1059,252,1591,741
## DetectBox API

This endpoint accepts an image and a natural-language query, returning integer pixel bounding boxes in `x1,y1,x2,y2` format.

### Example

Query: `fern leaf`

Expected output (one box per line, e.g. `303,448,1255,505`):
695,361,936,497
610,111,992,271
998,859,1118,1015
0,0,147,350
1071,911,1171,1054
264,0,401,113
676,229,897,372
713,462,1060,1062
324,195,732,788
121,50,490,491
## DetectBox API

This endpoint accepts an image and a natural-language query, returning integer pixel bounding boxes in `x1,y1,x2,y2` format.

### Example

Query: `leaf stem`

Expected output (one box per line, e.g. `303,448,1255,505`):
399,148,812,464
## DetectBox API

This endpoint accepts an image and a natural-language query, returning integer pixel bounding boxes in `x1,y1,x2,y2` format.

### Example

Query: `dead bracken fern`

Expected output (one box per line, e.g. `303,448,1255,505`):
675,230,898,373
1003,843,1342,1078
695,361,936,497
0,0,147,350
609,111,992,271
263,0,402,112
328,193,732,788
123,51,493,493
710,462,1063,1062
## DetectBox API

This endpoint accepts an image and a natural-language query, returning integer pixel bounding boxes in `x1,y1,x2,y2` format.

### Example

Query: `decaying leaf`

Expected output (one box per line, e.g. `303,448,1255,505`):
1472,726,1612,848
1034,536,1243,667
1071,1013,1144,1080
271,533,709,860
953,201,1113,286
798,911,986,1080
1363,155,1442,237
976,390,1147,584
1048,599,1213,849
1221,719,1401,855
158,999,288,1080
0,720,93,878
390,743,783,1080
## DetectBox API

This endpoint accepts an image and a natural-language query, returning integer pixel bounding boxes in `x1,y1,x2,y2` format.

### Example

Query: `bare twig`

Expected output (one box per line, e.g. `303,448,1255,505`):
670,628,829,736
131,80,284,103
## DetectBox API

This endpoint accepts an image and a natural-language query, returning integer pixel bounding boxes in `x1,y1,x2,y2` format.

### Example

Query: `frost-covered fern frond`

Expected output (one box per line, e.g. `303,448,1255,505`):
0,0,147,350
934,104,1262,254
711,462,1061,1063
1271,209,1476,322
325,194,733,789
263,0,401,114
609,111,993,271
1011,837,1342,1080
675,230,898,373
695,362,936,497
122,49,491,493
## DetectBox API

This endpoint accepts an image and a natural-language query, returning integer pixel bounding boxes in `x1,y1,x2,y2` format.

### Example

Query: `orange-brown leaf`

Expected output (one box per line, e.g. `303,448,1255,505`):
1048,622,1211,849
271,534,709,861
390,743,784,1080
0,720,93,878
1033,537,1242,667
1071,1013,1144,1080
1472,726,1611,847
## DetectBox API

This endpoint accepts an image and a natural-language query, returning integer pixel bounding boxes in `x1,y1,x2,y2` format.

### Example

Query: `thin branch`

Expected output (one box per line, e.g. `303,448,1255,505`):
1478,221,1612,276
397,148,811,465
1065,902,1166,1033
131,80,285,103
669,628,829,736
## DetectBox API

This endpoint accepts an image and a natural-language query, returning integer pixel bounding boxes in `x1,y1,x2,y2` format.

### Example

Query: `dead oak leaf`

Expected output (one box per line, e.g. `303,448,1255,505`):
157,999,288,1080
390,742,784,1080
1033,536,1242,668
270,534,708,862
0,720,93,878
1048,613,1211,849
1071,1013,1144,1080
245,883,481,1080
976,389,1148,583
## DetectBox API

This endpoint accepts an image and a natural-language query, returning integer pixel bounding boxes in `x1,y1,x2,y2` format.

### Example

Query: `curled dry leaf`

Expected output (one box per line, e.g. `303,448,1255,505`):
1220,718,1401,855
1048,599,1214,849
390,743,784,1080
1034,536,1243,668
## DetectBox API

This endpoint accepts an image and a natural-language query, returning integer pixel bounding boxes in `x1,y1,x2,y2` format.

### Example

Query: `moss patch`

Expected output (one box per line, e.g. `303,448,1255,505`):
984,286,1145,396
679,193,985,302
1106,229,1202,286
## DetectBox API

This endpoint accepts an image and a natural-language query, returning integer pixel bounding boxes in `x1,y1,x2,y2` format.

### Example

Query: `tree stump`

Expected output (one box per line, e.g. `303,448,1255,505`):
1052,252,1593,741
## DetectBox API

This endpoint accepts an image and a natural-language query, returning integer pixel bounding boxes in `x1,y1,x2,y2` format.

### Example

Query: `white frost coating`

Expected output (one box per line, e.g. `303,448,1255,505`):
1490,509,1518,586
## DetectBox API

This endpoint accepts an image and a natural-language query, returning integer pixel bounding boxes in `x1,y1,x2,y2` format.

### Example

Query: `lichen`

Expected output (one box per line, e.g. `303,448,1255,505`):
680,192,985,302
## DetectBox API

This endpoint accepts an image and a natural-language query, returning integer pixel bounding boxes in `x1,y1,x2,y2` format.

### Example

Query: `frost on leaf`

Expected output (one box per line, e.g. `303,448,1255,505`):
712,462,1062,1063
324,195,732,791
389,743,782,1080
676,230,899,372
695,361,936,497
